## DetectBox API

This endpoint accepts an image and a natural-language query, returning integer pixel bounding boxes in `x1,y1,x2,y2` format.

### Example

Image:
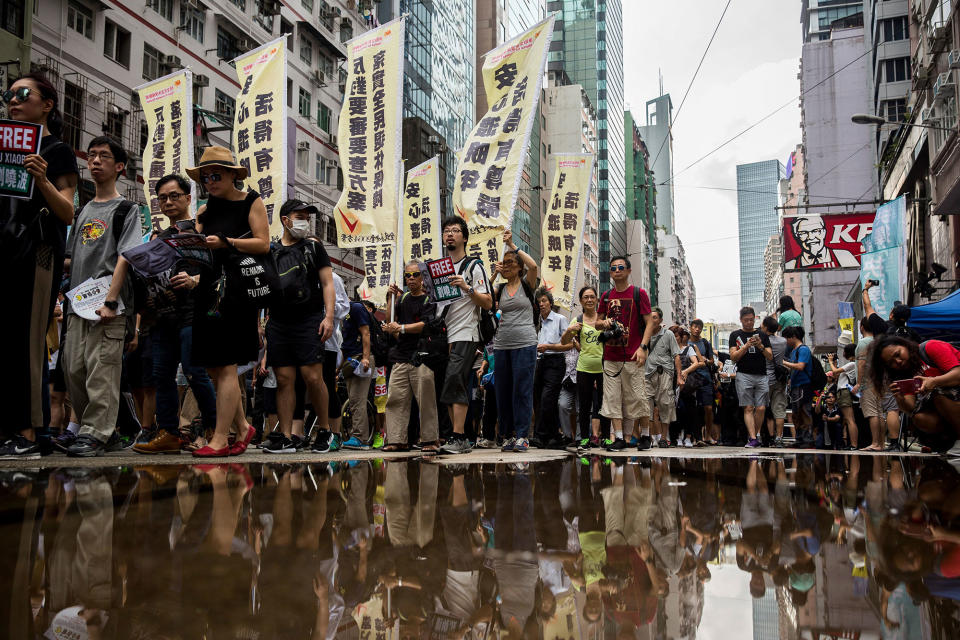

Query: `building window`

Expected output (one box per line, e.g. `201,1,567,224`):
883,98,907,122
215,88,235,118
318,103,331,132
287,78,293,108
300,37,312,64
66,1,93,39
103,20,131,67
142,43,162,80
884,57,911,83
2,0,26,38
325,219,337,243
315,153,324,182
880,16,907,42
340,19,353,43
297,146,308,173
217,26,241,60
104,108,124,140
62,81,84,151
298,87,311,117
140,121,149,151
148,0,173,21
281,18,293,49
192,82,203,106
228,0,245,9
301,0,314,10
180,4,205,43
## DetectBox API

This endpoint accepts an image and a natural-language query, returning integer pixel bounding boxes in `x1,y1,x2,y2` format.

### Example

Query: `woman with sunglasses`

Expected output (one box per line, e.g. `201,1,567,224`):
186,146,270,457
491,230,540,453
0,73,78,457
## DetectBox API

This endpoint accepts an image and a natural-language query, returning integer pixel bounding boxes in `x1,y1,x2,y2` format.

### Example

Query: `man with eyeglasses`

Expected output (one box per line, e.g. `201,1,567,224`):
380,261,440,451
437,216,493,454
62,136,142,457
132,174,218,454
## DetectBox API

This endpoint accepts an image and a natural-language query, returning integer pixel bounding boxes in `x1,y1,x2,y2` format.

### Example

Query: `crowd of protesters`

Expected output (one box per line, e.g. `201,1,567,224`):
2,72,959,460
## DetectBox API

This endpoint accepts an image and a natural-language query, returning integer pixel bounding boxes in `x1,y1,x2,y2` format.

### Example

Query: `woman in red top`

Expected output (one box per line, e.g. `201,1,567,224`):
870,335,960,441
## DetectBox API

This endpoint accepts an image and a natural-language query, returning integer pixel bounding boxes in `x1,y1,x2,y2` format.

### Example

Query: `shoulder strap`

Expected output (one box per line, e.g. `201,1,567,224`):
112,200,138,243
918,341,933,367
496,282,506,303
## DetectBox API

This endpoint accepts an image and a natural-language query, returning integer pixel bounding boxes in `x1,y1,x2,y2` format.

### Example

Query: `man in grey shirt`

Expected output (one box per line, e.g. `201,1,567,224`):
644,308,682,447
761,315,787,447
63,137,142,457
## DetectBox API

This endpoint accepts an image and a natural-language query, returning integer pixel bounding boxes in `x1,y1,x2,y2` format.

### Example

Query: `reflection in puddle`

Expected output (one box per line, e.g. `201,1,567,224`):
1,455,958,638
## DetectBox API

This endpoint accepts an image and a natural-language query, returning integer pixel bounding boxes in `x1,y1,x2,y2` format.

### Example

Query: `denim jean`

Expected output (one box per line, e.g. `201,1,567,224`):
152,322,216,434
494,345,537,439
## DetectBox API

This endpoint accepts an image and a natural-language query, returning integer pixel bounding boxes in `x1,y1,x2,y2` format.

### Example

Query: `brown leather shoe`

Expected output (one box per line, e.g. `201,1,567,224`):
133,430,183,454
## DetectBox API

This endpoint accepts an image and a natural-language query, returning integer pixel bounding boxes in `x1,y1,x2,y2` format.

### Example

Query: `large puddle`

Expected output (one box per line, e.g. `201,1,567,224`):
2,454,957,639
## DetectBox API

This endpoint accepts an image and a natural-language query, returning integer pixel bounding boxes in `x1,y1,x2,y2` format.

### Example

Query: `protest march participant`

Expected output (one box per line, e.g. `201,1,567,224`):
776,296,803,331
0,73,78,458
340,297,374,450
187,146,269,457
781,326,815,447
59,137,141,457
313,270,350,452
490,233,539,453
437,216,493,454
689,319,717,444
133,174,217,454
643,309,682,449
597,256,655,451
728,307,773,449
761,316,787,448
828,344,859,450
562,286,606,450
260,200,335,454
382,261,439,452
533,288,572,448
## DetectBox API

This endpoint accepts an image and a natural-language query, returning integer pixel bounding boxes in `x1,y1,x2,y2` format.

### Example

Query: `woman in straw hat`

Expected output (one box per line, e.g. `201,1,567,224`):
186,145,269,457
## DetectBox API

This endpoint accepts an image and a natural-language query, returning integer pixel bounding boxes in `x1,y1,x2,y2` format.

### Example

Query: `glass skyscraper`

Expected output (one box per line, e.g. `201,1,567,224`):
548,0,625,290
737,160,786,307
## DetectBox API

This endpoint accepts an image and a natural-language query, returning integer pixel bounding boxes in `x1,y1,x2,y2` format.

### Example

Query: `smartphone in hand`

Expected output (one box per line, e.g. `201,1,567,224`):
893,378,922,395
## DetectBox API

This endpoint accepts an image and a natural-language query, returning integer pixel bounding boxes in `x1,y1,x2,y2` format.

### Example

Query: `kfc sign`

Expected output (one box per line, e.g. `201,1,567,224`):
782,212,877,271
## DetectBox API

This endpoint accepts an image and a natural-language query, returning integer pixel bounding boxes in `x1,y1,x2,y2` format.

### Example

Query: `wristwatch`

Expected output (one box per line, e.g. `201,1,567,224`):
104,300,119,311
466,286,475,297
641,343,650,352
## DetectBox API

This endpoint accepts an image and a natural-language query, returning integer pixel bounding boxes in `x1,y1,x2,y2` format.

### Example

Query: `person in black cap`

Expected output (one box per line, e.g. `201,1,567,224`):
862,281,922,343
261,199,336,453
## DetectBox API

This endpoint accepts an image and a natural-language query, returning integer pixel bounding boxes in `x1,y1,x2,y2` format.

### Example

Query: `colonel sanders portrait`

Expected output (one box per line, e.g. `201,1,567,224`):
784,215,860,269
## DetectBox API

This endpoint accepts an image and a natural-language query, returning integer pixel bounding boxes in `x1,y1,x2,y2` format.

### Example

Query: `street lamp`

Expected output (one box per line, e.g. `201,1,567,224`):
850,113,956,132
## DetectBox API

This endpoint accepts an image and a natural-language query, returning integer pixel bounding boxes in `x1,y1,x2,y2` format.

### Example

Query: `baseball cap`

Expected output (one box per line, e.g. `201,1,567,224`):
279,199,320,218
891,304,912,323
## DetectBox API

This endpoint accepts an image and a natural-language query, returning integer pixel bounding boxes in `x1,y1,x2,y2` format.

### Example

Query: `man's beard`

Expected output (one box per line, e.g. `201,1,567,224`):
446,242,456,252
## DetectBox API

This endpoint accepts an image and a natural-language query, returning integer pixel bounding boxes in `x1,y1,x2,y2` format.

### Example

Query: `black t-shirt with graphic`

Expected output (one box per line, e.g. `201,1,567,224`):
729,329,771,376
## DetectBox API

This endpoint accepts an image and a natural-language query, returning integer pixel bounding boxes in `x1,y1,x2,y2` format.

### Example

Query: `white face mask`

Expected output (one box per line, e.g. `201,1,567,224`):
286,219,310,239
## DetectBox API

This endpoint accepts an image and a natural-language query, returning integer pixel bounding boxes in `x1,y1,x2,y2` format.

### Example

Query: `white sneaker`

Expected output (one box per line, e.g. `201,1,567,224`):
945,442,960,458
683,437,693,448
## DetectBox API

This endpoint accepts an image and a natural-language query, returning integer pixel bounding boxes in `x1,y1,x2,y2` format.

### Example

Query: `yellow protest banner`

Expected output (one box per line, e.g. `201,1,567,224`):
454,15,554,245
135,69,195,222
540,154,594,310
467,234,504,285
358,243,395,307
334,18,405,247
232,37,287,239
402,157,441,264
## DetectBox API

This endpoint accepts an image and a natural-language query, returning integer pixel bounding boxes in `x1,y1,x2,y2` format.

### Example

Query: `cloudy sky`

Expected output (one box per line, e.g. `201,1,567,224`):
623,0,802,321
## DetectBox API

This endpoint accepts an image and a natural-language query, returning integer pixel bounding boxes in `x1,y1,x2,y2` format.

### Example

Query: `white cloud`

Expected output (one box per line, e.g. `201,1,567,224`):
624,0,802,321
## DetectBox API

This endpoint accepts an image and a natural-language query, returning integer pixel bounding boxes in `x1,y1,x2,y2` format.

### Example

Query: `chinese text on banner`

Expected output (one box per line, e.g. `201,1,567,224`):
359,243,395,307
403,157,441,264
453,15,554,245
232,37,287,239
334,18,405,247
539,154,593,310
135,70,195,225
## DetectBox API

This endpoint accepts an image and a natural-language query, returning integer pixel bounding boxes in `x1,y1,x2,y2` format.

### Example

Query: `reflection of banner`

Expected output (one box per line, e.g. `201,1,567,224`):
0,119,41,199
782,212,876,271
539,154,593,310
232,37,287,239
135,70,195,220
860,247,902,319
454,15,554,245
402,157,441,264
334,18,405,247
862,195,905,253
358,243,395,306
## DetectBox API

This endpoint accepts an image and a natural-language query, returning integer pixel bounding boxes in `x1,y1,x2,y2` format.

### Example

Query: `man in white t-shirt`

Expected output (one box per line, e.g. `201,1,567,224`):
438,216,493,454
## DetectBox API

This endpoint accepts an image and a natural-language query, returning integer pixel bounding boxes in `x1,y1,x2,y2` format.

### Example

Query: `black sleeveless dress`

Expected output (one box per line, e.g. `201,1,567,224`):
192,190,261,367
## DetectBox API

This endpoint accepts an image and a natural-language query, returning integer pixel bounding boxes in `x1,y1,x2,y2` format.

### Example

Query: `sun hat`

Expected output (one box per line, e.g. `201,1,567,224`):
186,145,248,182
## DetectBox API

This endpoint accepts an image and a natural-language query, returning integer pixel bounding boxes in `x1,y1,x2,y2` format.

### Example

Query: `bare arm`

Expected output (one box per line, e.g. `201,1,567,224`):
24,156,77,225
318,265,335,342
359,325,371,368
862,284,877,319
232,197,271,254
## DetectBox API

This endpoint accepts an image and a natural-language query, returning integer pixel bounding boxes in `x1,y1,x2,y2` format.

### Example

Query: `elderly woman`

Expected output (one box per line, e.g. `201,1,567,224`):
187,146,270,457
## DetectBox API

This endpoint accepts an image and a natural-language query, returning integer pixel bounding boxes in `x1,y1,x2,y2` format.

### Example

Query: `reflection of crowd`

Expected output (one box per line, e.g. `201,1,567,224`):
2,454,958,638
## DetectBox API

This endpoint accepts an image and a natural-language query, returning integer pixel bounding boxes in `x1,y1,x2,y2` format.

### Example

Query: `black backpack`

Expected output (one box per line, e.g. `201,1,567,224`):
365,307,389,364
809,350,828,391
272,240,318,307
495,278,541,332
405,291,448,370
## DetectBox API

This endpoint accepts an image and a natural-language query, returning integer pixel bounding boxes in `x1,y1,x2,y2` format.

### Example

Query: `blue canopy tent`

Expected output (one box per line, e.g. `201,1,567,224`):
909,288,960,344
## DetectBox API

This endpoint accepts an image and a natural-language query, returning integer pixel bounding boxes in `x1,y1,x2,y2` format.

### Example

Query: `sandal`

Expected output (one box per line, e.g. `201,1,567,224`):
420,441,440,454
184,436,208,452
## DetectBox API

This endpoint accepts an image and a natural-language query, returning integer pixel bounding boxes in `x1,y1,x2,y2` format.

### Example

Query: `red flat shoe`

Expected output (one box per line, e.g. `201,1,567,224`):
192,444,231,458
229,425,256,456
228,463,255,491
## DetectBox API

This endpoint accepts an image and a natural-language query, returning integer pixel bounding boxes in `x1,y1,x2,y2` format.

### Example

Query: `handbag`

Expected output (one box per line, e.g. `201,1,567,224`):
224,248,280,309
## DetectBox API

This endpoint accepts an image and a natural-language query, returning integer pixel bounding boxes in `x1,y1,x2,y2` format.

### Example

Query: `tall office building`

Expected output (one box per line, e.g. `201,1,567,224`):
638,94,676,234
548,0,625,290
801,0,865,42
624,109,658,301
737,160,786,308
379,0,475,208
863,1,910,166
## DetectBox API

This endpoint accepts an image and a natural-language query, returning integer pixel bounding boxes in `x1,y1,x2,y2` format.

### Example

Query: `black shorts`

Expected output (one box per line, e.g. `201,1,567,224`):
440,341,478,406
51,352,66,393
263,385,277,415
266,314,325,368
126,334,155,388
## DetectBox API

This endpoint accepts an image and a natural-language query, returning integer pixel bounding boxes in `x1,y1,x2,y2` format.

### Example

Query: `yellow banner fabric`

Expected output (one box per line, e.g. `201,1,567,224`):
540,154,594,310
402,157,441,265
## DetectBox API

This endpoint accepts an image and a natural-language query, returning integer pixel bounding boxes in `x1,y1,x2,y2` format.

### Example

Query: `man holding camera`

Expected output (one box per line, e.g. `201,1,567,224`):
596,256,655,451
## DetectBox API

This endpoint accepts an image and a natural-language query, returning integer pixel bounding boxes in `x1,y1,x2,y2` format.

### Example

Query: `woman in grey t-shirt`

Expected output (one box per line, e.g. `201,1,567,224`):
492,231,540,452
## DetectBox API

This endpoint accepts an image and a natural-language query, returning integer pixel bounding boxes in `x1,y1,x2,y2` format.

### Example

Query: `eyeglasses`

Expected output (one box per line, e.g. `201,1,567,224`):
157,192,186,203
200,173,223,184
2,87,31,104
442,228,461,235
87,152,114,161
610,265,627,272
403,271,422,279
